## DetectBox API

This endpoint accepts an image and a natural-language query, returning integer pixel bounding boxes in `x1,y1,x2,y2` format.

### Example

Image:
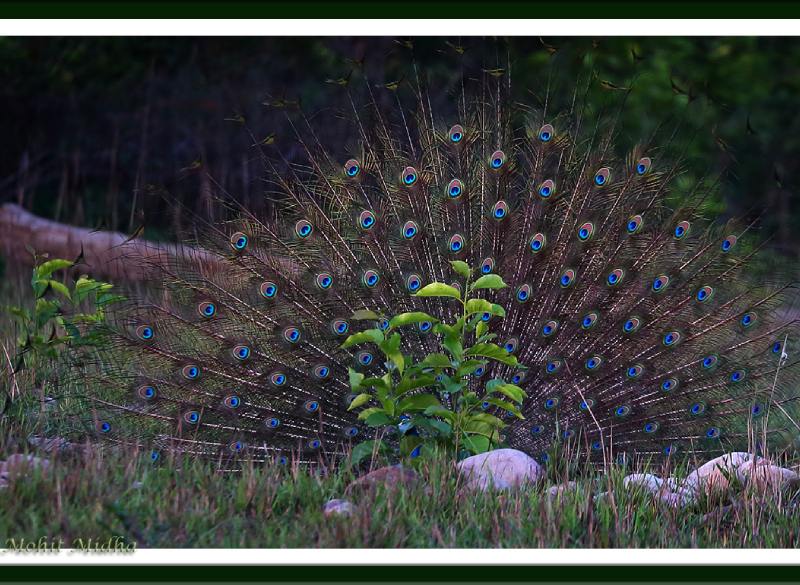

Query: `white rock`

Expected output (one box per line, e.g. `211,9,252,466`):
323,498,355,518
1,454,51,478
547,481,577,499
683,452,758,494
623,473,664,495
738,460,799,491
457,449,544,491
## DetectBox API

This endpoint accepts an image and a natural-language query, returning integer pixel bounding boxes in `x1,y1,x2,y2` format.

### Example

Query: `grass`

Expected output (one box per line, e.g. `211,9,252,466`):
1,423,799,548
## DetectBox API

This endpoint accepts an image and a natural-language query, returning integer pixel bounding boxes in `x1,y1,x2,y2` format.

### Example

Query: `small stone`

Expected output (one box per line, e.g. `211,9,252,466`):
345,464,419,495
131,481,144,489
623,473,664,495
547,481,577,499
323,498,355,518
1,454,51,479
457,449,544,492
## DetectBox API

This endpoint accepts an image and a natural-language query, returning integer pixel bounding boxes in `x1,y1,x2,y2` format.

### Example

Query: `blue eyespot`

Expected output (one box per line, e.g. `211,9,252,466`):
705,427,721,439
224,395,241,409
419,321,432,333
577,222,594,241
741,312,756,328
137,385,156,400
545,360,562,375
516,284,531,302
721,235,737,252
184,410,200,424
402,220,419,240
182,365,200,380
270,373,287,386
531,425,545,435
136,325,154,341
449,124,464,143
696,285,713,302
357,351,373,366
473,366,486,377
730,369,745,383
230,232,248,251
260,281,278,298
542,320,558,337
538,179,555,198
544,397,559,409
481,400,491,410
563,430,575,439
150,450,160,462
627,364,644,378
643,421,659,434
663,331,681,347
674,220,690,239
623,317,641,333
751,403,764,417
99,421,111,433
594,167,610,186
308,439,322,449
579,399,594,410
313,365,330,379
538,124,554,142
607,268,624,286
772,341,783,354
363,269,380,288
401,166,418,186
492,201,509,220
701,355,718,369
690,402,706,416
480,257,494,274
410,445,422,459
512,372,525,384
615,405,631,417
232,345,250,360
277,455,288,465
581,312,599,330
652,275,669,292
662,378,678,392
626,215,644,234
592,440,603,451
503,337,519,353
266,417,281,429
344,158,361,177
358,210,376,230
344,426,359,438
295,219,313,238
378,319,390,331
406,274,422,292
529,233,546,252
331,319,349,335
316,273,333,289
585,356,602,370
481,312,491,322
198,301,216,318
540,453,550,463
304,400,319,413
490,150,506,169
448,234,464,253
283,326,301,344
636,157,651,175
447,179,463,199
559,268,576,288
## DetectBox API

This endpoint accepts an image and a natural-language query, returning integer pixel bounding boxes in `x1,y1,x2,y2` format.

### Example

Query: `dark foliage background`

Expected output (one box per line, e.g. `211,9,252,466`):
1,36,798,262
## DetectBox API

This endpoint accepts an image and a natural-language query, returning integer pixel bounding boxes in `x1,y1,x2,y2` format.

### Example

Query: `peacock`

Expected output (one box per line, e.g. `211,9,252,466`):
69,47,800,470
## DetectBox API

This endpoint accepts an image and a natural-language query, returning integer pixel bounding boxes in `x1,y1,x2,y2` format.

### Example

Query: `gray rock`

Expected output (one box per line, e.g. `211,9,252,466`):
345,464,419,495
323,498,355,518
547,481,577,499
457,449,544,492
623,473,664,495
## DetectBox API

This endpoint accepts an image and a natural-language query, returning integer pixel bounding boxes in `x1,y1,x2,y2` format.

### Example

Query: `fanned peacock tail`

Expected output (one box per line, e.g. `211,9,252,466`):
71,48,800,468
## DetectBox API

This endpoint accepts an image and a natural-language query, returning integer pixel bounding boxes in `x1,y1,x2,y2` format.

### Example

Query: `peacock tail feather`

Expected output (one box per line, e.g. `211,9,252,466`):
71,46,800,468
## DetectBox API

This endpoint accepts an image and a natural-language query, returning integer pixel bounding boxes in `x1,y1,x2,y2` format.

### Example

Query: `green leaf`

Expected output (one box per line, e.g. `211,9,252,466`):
341,329,384,349
484,398,524,419
379,332,405,374
442,336,464,361
413,282,461,300
347,393,373,411
465,343,519,366
396,374,436,396
348,368,365,391
351,309,381,320
470,274,507,291
356,407,384,421
462,434,491,454
464,298,506,318
365,412,392,427
419,353,452,369
468,412,505,428
388,311,439,329
428,419,453,437
492,383,527,404
400,435,424,457
46,280,71,301
35,259,74,279
423,405,456,423
397,393,442,413
350,439,387,466
450,260,471,278
455,359,487,377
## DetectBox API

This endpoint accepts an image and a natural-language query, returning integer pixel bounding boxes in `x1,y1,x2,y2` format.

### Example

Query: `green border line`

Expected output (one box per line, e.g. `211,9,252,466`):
3,1,800,19
2,565,800,581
